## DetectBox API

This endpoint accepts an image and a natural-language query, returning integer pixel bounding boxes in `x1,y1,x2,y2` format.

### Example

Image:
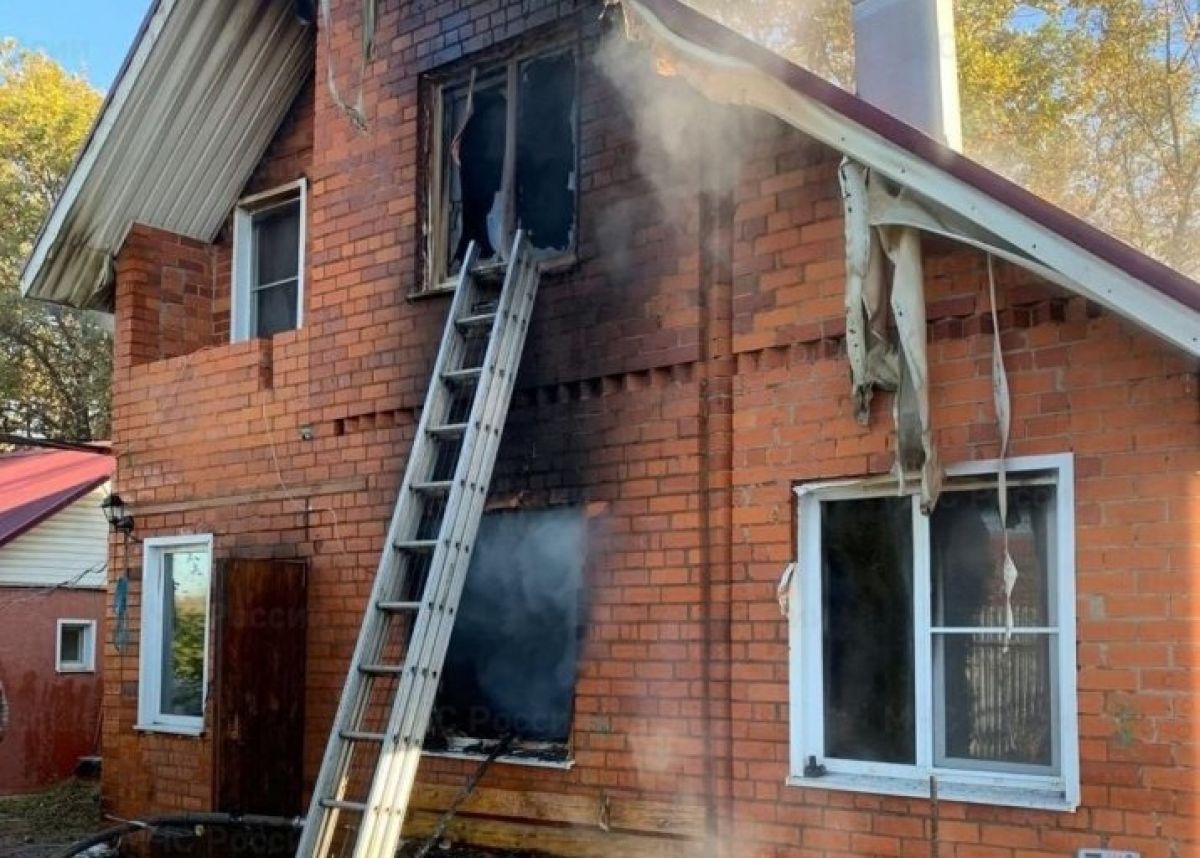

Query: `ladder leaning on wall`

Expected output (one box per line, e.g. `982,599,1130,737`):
295,233,541,858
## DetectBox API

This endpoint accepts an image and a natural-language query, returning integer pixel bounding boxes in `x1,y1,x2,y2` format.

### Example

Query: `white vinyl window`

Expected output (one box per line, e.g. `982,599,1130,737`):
137,534,213,735
789,454,1079,811
231,179,306,341
56,619,96,673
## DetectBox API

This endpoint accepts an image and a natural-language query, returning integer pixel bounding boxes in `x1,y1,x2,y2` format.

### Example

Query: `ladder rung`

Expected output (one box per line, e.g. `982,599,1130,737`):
359,663,405,676
393,539,437,552
456,312,496,328
412,480,452,494
428,423,468,438
340,730,386,743
319,799,366,813
471,261,506,281
442,366,483,383
377,600,421,613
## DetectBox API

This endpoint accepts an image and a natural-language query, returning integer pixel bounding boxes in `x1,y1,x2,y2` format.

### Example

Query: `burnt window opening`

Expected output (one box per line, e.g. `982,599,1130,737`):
432,46,578,286
426,507,585,763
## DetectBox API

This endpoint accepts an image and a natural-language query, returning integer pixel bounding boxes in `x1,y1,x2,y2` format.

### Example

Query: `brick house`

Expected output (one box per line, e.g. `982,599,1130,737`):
0,447,111,794
20,0,1200,855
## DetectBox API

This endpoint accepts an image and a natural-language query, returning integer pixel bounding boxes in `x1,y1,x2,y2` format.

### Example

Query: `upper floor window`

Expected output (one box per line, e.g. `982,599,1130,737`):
232,179,306,340
427,46,578,288
137,534,213,735
789,454,1079,811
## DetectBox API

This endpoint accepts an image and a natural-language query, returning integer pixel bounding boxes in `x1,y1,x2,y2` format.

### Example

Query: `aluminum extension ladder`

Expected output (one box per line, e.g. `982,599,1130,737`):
296,233,541,858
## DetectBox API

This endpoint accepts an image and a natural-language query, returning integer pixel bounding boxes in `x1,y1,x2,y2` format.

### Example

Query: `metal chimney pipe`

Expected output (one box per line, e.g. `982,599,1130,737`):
851,0,963,151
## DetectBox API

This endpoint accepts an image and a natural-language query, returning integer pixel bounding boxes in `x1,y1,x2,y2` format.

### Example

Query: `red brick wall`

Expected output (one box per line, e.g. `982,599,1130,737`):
0,587,103,794
101,2,1199,856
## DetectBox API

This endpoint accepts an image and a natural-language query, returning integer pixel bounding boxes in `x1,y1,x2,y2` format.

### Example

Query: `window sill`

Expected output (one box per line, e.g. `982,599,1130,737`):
134,722,205,738
785,772,1077,812
411,253,578,300
423,748,574,770
55,666,95,674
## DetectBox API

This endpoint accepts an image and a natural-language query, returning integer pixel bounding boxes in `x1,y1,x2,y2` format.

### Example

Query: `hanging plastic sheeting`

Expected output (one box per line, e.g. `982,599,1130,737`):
882,226,942,513
319,0,377,131
986,255,1020,647
839,159,898,424
839,159,941,513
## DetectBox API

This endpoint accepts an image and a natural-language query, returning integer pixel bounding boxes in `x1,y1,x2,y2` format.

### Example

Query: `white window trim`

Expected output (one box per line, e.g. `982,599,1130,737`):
55,619,96,673
136,534,214,736
788,453,1079,811
230,179,307,342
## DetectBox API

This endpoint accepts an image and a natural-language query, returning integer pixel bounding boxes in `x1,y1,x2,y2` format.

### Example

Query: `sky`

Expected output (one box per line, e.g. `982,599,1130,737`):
2,0,152,91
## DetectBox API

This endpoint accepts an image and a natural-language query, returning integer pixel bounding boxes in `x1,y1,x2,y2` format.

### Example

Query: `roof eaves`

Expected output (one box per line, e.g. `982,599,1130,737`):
0,475,110,550
624,0,1200,355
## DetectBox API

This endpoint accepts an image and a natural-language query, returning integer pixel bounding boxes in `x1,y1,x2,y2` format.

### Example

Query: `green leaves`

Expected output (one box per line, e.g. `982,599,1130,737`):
0,41,108,442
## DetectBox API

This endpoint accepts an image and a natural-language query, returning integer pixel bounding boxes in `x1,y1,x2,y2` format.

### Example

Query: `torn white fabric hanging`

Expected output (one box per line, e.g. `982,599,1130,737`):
987,255,1019,647
838,161,941,512
319,0,377,131
777,562,797,617
880,225,941,513
839,159,898,425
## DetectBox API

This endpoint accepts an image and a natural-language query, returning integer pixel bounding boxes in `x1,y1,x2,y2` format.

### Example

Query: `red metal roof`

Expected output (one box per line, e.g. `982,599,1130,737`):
0,449,114,549
635,0,1200,314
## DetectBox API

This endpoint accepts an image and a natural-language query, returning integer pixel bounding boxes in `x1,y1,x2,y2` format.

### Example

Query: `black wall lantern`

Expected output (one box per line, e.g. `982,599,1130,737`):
101,493,135,535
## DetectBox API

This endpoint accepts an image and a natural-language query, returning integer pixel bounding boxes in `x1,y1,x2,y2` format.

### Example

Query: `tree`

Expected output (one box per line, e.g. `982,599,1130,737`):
0,40,108,442
683,1,1200,279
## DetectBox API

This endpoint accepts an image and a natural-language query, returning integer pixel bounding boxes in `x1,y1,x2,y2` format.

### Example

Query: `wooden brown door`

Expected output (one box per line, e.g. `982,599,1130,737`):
213,558,307,819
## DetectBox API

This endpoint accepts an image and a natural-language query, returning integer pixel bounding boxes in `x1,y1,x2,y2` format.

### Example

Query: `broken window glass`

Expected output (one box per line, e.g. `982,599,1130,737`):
435,47,578,284
430,507,585,751
931,485,1056,769
820,496,912,763
516,52,576,254
821,496,915,764
448,77,508,269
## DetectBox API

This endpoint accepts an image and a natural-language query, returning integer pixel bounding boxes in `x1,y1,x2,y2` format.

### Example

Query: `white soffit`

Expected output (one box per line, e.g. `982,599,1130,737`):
620,0,1200,357
20,0,314,310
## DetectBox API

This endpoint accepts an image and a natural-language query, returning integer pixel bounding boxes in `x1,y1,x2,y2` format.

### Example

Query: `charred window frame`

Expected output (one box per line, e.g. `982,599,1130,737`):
424,506,586,767
423,43,580,291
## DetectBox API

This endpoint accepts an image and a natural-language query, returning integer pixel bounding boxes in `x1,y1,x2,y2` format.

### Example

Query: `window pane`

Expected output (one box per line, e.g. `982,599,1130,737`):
60,627,83,663
434,507,584,747
821,497,914,764
161,549,209,718
938,633,1054,768
931,484,1054,628
254,200,300,286
516,52,576,252
254,281,298,338
448,78,508,269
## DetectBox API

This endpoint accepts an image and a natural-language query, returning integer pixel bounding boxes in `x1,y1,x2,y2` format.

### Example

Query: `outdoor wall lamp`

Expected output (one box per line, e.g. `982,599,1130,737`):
101,493,135,535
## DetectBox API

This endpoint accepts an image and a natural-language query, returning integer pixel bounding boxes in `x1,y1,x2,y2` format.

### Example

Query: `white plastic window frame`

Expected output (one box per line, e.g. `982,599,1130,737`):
136,534,214,736
55,618,96,673
788,454,1079,811
230,179,307,342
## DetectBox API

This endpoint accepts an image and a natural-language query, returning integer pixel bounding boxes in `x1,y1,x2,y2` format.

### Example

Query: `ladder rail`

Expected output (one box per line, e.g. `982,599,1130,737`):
296,243,482,858
352,234,539,856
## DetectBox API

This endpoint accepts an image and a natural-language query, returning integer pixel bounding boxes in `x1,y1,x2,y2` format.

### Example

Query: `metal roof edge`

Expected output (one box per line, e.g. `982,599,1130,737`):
624,0,1200,355
19,0,173,302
